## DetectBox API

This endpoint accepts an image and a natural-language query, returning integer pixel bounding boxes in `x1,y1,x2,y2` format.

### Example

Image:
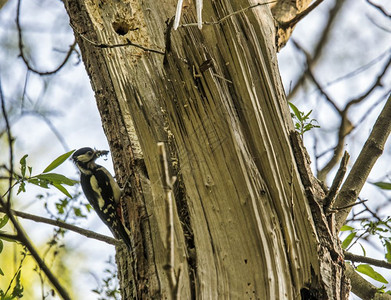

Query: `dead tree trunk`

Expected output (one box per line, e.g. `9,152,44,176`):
64,0,349,299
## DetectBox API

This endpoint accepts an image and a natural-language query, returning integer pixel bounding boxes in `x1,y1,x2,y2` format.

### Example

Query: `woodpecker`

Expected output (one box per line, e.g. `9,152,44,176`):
72,147,131,250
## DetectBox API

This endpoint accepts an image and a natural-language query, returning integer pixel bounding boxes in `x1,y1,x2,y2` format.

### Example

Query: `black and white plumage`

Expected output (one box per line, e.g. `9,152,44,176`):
72,147,131,250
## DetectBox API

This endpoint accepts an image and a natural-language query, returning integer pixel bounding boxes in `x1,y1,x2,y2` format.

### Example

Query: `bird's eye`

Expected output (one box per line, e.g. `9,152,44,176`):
87,151,93,156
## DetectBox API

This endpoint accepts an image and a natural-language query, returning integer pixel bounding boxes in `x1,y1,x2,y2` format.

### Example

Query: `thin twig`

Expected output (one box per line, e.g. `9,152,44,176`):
323,49,391,90
0,232,19,241
324,151,350,212
333,199,367,211
288,0,346,100
355,92,390,128
0,77,13,207
3,251,27,298
16,0,77,76
292,40,351,182
0,195,72,300
0,75,72,300
280,0,324,29
367,0,391,18
291,39,341,114
0,207,120,246
179,1,277,28
344,251,391,269
345,56,391,110
70,23,165,55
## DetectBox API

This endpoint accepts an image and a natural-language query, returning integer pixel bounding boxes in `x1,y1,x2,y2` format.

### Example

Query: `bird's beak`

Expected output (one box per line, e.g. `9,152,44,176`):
95,149,109,158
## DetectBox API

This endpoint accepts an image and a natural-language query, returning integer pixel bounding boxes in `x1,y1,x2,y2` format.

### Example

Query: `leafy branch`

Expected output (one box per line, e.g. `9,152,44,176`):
289,102,320,138
11,150,77,199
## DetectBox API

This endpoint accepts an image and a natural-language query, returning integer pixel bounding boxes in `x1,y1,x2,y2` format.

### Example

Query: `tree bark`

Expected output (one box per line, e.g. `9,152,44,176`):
64,0,349,299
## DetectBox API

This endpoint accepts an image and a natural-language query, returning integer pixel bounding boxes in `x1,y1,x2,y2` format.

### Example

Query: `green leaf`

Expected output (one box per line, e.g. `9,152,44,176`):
288,102,302,121
73,207,86,218
340,225,354,231
303,109,313,120
370,181,391,190
0,267,3,276
42,149,76,173
0,216,8,229
19,154,28,178
359,243,366,257
385,241,391,262
56,203,65,215
36,173,78,186
28,178,49,189
342,232,356,249
356,264,388,284
17,181,26,195
10,270,24,298
85,203,93,212
52,183,72,198
377,285,386,293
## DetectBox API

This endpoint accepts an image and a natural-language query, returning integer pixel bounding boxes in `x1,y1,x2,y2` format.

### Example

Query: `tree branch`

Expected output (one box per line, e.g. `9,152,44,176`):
0,76,72,300
288,0,347,100
0,232,20,241
0,207,120,247
367,0,391,18
345,263,391,300
324,151,349,212
335,94,391,230
345,252,391,269
69,23,165,55
0,74,13,207
280,0,324,29
0,195,72,300
16,0,77,75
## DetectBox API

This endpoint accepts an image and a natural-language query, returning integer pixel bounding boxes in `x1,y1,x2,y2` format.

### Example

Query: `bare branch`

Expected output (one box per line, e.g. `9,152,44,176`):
288,0,347,100
292,41,391,182
0,232,19,241
345,56,391,110
0,194,72,300
280,0,324,29
355,92,391,129
291,39,341,114
345,251,391,269
324,151,350,212
323,49,391,89
0,78,13,206
367,0,391,18
335,94,391,230
334,199,367,212
70,23,165,55
16,0,77,76
0,76,71,300
0,207,120,247
291,40,354,182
